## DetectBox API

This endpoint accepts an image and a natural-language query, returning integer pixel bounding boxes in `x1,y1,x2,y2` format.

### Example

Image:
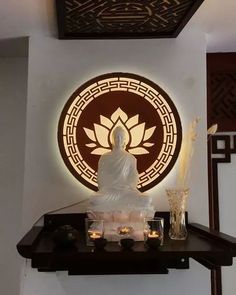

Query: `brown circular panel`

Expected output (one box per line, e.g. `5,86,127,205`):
58,73,182,192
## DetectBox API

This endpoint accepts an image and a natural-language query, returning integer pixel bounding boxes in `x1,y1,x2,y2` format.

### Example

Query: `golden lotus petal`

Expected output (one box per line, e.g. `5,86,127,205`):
111,107,128,123
86,143,97,148
130,123,145,147
128,147,149,155
143,126,156,141
94,124,110,148
91,148,111,155
143,142,154,147
126,114,139,129
83,128,96,142
100,115,113,129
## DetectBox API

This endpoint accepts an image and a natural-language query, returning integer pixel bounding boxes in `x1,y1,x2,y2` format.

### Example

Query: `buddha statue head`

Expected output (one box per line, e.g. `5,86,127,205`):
112,126,126,150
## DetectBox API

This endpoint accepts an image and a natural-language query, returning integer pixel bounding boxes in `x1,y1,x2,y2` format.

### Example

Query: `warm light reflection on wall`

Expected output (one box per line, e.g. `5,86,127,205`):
58,73,182,192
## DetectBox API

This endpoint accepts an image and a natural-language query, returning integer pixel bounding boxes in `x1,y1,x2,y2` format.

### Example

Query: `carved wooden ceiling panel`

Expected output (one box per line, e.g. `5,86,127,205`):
56,0,205,39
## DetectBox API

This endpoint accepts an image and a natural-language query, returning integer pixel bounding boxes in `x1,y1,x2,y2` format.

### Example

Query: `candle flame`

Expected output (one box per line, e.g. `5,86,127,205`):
148,231,160,238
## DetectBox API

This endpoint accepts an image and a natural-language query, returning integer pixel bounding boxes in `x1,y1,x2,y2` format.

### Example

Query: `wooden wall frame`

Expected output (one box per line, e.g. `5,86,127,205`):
208,135,236,295
208,52,236,295
207,53,236,132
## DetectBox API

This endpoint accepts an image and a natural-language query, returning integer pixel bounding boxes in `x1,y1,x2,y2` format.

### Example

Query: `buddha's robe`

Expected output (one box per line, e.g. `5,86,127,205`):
88,149,152,212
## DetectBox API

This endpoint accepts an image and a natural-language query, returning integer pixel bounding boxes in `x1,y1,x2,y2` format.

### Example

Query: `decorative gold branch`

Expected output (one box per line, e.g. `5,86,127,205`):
177,117,200,188
207,124,218,141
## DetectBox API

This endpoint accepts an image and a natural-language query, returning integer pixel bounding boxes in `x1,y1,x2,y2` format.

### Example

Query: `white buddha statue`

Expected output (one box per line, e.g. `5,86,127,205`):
87,126,154,241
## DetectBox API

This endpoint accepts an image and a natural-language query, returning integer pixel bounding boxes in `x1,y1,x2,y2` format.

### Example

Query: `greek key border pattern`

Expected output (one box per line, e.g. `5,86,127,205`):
61,76,179,190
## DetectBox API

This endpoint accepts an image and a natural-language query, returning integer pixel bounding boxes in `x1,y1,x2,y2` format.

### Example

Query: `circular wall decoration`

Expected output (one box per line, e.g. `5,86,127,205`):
58,73,182,192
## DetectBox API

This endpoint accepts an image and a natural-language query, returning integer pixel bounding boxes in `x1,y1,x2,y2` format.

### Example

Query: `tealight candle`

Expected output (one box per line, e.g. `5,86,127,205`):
148,231,160,238
144,218,164,246
85,219,104,246
118,226,133,236
89,231,102,240
119,227,131,235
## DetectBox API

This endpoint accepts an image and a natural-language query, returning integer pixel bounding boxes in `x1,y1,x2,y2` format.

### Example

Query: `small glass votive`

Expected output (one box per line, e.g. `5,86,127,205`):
85,218,104,246
144,217,164,246
117,225,134,246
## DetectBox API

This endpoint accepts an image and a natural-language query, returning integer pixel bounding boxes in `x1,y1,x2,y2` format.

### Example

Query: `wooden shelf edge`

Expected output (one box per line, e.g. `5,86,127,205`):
17,226,43,258
16,213,236,275
188,223,236,254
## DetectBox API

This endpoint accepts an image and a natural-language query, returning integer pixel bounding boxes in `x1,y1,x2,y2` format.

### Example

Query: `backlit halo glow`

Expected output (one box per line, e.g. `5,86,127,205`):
58,73,182,192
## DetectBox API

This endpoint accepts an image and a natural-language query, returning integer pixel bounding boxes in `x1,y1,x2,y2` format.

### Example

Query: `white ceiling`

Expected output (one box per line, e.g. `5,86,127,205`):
0,0,236,52
191,0,236,52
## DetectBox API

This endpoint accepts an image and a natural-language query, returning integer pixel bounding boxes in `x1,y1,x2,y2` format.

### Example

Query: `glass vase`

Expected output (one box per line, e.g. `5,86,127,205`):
166,188,189,240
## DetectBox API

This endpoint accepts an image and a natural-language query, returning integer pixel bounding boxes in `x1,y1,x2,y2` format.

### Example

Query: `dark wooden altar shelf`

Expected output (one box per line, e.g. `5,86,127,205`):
17,213,236,275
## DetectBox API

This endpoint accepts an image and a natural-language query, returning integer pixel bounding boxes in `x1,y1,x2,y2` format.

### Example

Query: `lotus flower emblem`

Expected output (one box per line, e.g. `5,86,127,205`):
83,108,156,155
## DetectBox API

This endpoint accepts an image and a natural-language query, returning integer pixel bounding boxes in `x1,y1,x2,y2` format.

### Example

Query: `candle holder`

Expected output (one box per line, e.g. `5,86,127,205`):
120,238,135,250
144,218,164,246
166,188,189,240
146,237,161,249
85,218,104,246
117,225,134,238
94,238,107,251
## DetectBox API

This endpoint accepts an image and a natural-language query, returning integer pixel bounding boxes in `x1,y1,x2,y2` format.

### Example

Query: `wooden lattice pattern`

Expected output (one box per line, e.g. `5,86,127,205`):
56,0,204,38
210,73,236,122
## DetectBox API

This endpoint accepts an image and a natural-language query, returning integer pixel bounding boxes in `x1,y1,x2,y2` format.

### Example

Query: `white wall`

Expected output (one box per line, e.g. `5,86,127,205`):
22,260,210,295
23,27,208,230
0,57,28,295
20,26,211,295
